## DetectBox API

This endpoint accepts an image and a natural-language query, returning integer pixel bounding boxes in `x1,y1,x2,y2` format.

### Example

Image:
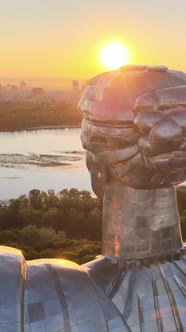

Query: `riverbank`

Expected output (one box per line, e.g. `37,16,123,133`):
0,124,81,132
25,124,81,130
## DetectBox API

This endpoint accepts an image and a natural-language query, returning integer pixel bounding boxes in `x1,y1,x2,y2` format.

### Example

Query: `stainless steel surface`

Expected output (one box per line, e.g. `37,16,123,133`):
79,65,186,259
85,254,186,331
0,65,186,331
0,247,185,331
102,183,182,259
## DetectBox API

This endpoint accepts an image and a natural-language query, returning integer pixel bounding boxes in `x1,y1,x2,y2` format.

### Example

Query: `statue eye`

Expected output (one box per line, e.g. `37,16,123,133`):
134,112,164,135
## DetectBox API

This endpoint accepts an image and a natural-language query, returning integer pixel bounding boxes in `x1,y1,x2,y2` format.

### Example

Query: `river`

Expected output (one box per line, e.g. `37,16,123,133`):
0,128,185,201
0,128,92,200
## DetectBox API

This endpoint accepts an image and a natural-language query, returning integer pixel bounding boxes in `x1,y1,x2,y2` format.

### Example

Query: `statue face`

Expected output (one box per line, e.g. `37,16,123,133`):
79,68,186,196
129,86,186,186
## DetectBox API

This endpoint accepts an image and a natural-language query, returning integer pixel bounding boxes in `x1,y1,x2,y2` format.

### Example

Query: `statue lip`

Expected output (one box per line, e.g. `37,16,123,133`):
143,150,186,170
85,118,134,128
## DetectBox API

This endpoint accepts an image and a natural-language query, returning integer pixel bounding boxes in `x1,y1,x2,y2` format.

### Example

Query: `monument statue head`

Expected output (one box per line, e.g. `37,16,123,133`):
78,65,186,195
78,65,186,260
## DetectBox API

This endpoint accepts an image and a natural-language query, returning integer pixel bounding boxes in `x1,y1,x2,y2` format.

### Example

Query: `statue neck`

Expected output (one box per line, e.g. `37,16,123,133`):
102,180,183,260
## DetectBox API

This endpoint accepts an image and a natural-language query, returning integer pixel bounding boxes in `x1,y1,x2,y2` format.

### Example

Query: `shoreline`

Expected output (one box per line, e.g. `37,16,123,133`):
0,124,81,133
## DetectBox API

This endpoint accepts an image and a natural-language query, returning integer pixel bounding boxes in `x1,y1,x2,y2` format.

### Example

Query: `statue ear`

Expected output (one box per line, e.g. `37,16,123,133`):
86,152,110,200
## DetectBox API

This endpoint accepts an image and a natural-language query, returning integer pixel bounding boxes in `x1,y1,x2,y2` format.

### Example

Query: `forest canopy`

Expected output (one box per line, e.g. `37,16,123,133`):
0,187,185,263
0,188,102,262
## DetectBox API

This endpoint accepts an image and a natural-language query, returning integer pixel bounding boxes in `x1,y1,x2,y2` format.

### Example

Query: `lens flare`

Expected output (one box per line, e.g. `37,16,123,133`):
100,42,129,70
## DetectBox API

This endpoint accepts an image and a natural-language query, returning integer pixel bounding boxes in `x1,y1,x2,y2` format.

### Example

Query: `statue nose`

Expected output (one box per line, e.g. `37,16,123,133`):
149,118,183,153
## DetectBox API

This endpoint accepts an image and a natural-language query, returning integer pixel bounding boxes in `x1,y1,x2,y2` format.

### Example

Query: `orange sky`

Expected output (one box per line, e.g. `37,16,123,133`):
1,0,186,79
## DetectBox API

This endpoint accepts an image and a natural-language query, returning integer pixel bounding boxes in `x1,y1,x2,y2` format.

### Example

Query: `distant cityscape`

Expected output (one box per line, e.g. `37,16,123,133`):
0,79,87,104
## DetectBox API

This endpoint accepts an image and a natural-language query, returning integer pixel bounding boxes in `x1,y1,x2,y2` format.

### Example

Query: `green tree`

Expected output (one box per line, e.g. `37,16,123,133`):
87,207,102,240
19,207,42,227
28,189,43,210
0,230,17,243
42,207,64,230
0,208,9,228
19,225,65,246
44,189,60,209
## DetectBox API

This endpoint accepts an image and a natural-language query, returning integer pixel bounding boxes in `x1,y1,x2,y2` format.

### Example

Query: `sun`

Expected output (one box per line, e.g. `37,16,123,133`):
100,42,129,70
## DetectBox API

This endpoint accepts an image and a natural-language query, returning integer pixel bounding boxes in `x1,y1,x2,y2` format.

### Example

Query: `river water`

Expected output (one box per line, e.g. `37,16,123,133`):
0,128,92,200
0,128,185,201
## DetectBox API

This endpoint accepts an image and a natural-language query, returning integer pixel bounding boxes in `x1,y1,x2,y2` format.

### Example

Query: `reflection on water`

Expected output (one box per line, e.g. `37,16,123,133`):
0,128,82,154
0,129,92,200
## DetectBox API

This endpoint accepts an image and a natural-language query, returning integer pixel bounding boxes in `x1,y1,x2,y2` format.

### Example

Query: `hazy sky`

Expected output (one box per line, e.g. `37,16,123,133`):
1,0,186,78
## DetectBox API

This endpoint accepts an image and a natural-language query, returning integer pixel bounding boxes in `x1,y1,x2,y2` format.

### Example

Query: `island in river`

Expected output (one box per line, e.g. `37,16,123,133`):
0,151,85,168
0,128,92,200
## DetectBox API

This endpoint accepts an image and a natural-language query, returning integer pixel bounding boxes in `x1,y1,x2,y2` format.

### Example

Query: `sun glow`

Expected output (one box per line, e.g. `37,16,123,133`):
100,42,130,70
